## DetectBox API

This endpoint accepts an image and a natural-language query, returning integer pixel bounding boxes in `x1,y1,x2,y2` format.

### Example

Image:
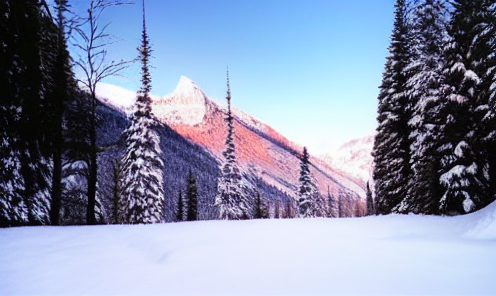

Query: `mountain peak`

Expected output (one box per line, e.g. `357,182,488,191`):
152,76,208,126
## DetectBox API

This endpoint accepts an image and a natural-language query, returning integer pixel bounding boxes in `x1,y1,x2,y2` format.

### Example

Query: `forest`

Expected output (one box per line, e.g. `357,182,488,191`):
1,0,495,227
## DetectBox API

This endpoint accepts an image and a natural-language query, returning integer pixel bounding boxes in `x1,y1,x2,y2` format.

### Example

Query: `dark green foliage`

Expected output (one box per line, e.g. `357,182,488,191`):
366,182,375,216
176,191,184,222
186,172,198,221
254,192,269,219
373,0,412,215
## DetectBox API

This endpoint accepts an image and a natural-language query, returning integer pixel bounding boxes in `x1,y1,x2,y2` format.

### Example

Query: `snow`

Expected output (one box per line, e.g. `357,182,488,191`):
1,202,495,296
152,76,207,126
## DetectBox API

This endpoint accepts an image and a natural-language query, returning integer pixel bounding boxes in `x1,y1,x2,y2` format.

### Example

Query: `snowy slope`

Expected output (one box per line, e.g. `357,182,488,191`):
1,202,495,296
321,134,375,190
95,77,366,213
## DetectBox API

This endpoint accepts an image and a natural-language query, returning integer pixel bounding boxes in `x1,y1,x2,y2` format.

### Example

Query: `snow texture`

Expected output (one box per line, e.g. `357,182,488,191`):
152,76,207,126
1,202,495,295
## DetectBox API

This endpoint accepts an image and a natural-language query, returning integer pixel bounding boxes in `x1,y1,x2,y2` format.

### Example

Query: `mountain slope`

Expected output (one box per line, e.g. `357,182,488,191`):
321,134,374,190
96,76,366,219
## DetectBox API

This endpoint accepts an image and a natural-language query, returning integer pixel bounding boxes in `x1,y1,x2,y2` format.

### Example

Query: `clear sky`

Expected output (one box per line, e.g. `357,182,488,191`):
69,0,395,155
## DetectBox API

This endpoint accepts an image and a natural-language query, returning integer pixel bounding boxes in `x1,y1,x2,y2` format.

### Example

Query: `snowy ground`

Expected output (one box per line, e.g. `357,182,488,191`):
1,202,495,296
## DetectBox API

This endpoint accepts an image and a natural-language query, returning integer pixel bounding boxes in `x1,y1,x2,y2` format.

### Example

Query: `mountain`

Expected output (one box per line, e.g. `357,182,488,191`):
95,76,366,220
320,135,374,191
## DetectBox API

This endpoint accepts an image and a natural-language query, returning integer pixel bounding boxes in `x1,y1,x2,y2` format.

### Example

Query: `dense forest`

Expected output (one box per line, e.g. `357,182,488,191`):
373,0,495,215
1,0,359,227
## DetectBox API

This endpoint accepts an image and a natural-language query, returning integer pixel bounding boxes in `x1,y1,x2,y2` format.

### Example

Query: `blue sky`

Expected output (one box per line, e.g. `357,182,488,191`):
70,0,394,154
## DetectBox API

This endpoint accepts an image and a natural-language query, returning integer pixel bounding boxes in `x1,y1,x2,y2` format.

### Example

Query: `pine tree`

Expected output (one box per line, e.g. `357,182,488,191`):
254,192,269,219
120,2,164,224
47,0,76,225
326,186,336,218
437,0,495,214
395,0,448,214
0,0,55,225
214,70,250,220
373,0,412,215
366,181,375,216
473,0,496,207
186,171,198,221
176,190,184,222
297,147,325,218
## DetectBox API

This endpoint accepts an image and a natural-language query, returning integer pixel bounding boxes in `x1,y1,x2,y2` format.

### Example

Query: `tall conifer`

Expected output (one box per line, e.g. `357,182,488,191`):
215,70,250,220
120,0,164,224
373,0,412,214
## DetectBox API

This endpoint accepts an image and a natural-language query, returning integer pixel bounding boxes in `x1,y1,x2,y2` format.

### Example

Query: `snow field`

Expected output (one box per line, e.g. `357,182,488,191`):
1,202,495,295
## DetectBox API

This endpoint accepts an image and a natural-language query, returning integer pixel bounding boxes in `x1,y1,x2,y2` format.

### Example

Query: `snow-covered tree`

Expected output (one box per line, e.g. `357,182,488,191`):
373,0,413,215
214,70,250,220
437,0,496,214
186,171,198,221
297,147,325,218
119,3,164,224
395,0,448,214
326,186,336,218
366,181,375,216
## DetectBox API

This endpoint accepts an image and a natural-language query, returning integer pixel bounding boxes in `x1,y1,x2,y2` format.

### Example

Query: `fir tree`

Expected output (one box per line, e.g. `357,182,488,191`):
438,0,495,214
396,0,448,214
176,190,184,222
297,147,325,218
120,2,164,224
214,70,250,220
254,192,269,219
47,0,76,225
326,186,336,218
373,0,412,215
366,181,375,216
186,171,198,221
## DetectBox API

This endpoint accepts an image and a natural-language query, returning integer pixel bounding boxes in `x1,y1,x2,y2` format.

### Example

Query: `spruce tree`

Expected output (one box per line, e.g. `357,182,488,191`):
297,147,325,218
366,181,375,216
438,0,495,214
186,171,198,221
47,0,76,225
120,2,164,224
373,0,412,215
214,70,250,220
326,186,336,218
396,0,448,214
176,190,184,222
1,0,54,225
254,192,269,219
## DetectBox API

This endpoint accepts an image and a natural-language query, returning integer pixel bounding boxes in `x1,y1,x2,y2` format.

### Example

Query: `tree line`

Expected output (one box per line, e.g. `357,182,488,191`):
1,0,362,227
373,0,495,216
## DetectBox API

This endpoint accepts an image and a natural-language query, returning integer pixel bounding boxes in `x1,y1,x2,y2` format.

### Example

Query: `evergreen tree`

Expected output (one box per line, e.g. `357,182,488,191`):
120,2,164,224
297,147,325,218
214,70,250,220
186,171,198,221
438,0,495,214
176,190,184,222
47,0,76,225
395,0,448,214
254,192,269,219
366,181,375,216
0,0,55,226
326,186,336,218
373,0,412,215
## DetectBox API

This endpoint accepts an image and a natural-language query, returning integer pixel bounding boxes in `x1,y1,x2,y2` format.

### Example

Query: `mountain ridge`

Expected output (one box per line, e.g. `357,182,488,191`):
96,76,367,217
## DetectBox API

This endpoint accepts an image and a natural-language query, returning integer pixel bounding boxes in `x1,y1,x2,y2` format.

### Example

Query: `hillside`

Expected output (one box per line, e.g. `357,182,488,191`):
95,76,366,220
1,201,495,295
321,134,374,190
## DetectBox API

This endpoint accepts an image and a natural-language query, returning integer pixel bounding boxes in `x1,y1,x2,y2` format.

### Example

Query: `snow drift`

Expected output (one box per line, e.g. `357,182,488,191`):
1,202,495,296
